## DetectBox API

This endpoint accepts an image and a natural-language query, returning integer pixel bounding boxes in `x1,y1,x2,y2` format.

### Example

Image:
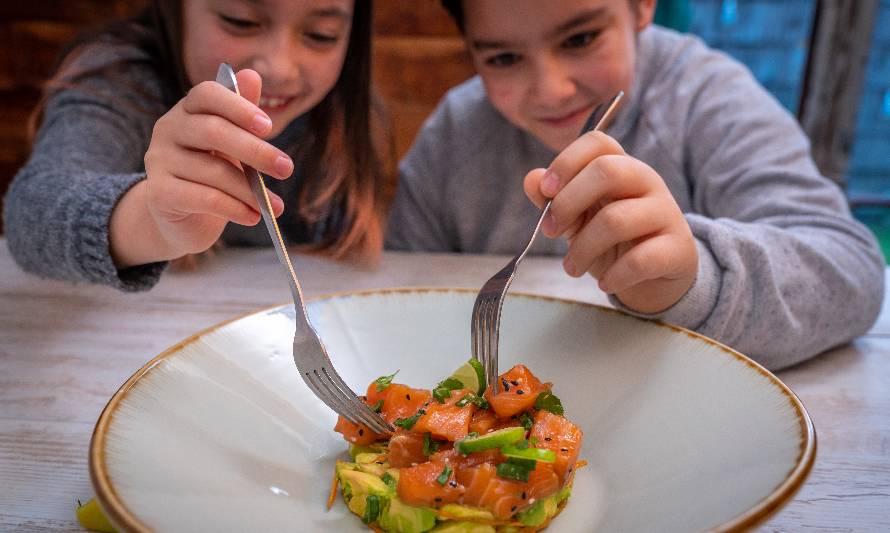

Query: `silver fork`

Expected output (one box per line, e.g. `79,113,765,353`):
471,92,624,396
215,63,393,433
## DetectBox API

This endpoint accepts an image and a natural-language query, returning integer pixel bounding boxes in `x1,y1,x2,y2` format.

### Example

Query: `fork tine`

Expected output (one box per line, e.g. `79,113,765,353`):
323,367,394,433
483,298,499,394
305,369,391,434
302,369,361,425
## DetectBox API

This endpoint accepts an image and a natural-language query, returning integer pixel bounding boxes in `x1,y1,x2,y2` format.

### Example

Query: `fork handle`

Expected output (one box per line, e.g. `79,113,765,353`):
245,166,312,328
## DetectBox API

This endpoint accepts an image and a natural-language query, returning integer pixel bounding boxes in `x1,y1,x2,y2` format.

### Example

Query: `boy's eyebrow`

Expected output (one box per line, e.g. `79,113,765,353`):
470,8,607,51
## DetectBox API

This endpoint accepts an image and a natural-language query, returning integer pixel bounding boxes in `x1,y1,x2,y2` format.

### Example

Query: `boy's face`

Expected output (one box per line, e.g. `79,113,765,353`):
182,0,353,137
462,0,655,151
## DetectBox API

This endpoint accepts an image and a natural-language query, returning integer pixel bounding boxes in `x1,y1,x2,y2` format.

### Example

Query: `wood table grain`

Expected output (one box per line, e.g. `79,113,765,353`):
1,240,888,531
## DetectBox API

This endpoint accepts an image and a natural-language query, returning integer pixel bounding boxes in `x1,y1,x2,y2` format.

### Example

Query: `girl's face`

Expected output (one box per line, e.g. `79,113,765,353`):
182,0,353,137
462,0,654,151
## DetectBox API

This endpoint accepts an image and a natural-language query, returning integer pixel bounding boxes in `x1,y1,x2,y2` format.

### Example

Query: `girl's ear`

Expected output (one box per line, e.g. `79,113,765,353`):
635,0,657,31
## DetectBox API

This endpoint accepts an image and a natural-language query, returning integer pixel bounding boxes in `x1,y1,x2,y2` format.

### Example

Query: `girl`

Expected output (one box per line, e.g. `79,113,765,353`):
4,0,391,291
386,0,885,369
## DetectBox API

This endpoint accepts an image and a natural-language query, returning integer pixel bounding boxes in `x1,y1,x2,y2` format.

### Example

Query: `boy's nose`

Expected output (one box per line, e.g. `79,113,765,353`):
531,57,577,106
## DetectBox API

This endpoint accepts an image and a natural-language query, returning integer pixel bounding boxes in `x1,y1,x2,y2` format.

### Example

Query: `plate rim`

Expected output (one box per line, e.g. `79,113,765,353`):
89,287,816,532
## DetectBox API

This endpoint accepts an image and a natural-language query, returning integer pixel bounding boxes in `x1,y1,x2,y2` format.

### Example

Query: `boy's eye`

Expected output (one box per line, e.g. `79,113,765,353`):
562,30,600,49
220,14,260,30
485,53,521,68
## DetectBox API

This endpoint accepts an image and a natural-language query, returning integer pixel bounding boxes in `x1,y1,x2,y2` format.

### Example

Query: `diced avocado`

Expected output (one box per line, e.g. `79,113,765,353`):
438,504,494,521
515,498,547,527
349,443,386,459
430,521,495,533
355,452,389,477
378,496,437,533
515,491,562,527
556,485,572,504
455,427,525,454
337,467,392,517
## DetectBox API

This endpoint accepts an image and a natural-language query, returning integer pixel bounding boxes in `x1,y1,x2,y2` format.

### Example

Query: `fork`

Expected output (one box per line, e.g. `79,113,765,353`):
471,91,624,396
215,63,393,433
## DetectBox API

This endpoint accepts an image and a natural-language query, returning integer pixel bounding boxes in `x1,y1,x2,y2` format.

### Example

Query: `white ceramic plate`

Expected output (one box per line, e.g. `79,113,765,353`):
91,289,815,532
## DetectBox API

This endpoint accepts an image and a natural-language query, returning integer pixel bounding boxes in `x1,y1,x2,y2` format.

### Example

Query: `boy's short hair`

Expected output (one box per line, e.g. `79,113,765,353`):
440,0,642,34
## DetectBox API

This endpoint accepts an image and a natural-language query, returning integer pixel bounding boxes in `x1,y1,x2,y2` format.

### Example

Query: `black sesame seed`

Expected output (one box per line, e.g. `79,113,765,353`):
435,497,442,502
568,467,573,473
510,380,519,386
516,389,524,395
561,447,569,452
406,394,411,400
521,491,527,499
449,480,457,488
511,505,517,512
358,429,364,436
502,379,510,392
545,437,552,441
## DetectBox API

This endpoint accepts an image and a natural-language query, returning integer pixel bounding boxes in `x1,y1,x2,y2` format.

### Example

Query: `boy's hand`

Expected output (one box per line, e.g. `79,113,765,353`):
524,131,698,314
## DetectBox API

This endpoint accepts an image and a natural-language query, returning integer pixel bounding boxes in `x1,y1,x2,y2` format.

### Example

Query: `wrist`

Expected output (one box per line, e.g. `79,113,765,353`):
109,179,175,268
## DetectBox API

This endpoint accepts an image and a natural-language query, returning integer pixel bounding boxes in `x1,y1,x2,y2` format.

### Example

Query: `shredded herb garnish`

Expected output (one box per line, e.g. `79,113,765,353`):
372,399,384,413
394,413,421,430
436,465,453,485
373,371,399,392
534,391,565,416
519,412,534,430
362,494,381,523
423,433,440,456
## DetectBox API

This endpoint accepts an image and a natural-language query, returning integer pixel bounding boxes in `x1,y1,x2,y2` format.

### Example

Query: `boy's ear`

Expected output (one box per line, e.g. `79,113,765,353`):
635,0,657,31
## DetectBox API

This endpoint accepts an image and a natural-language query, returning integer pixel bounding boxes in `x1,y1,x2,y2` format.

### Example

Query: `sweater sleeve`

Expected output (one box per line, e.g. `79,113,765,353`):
3,55,168,291
613,49,885,370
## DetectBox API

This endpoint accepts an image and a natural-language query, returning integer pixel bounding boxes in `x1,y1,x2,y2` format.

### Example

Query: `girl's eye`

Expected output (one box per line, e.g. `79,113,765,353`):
562,30,600,49
306,32,339,44
485,53,521,68
220,14,260,30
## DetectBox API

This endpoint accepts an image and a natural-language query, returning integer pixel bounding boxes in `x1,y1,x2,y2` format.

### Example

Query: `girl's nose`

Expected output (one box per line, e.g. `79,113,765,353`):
532,57,576,106
253,33,302,86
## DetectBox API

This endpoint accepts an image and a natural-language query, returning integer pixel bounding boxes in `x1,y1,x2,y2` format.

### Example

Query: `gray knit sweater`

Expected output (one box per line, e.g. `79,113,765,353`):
4,42,313,291
386,26,886,370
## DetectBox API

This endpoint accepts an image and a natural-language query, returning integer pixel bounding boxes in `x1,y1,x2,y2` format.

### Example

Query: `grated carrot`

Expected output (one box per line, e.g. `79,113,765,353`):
327,470,339,511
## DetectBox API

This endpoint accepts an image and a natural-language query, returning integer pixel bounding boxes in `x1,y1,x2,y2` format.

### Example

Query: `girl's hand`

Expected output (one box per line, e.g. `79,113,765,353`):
141,69,293,258
524,131,698,314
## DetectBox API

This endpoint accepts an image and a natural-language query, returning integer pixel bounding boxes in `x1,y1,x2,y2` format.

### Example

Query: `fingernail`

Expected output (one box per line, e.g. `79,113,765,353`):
542,212,557,236
252,113,272,134
274,155,293,177
563,256,578,277
269,192,284,216
542,169,560,196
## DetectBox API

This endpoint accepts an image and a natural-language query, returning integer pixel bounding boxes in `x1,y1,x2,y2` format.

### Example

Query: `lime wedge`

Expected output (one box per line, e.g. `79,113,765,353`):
450,359,486,395
76,498,116,532
456,426,525,454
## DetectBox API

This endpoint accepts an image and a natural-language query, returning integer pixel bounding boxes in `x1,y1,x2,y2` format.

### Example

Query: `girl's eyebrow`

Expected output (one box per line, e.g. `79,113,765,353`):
237,0,351,20
470,7,607,51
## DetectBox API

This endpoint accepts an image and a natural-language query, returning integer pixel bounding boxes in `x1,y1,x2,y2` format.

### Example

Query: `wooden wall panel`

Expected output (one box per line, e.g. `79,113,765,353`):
0,0,474,233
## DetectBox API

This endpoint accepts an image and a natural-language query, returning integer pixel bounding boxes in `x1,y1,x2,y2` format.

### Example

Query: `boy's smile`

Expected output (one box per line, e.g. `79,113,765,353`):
462,0,655,151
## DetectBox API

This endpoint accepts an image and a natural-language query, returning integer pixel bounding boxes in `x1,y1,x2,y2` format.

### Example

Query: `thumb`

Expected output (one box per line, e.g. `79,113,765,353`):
235,69,262,106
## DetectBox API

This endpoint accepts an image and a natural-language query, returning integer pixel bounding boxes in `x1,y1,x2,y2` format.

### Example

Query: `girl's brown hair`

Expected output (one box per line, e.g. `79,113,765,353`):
31,0,393,264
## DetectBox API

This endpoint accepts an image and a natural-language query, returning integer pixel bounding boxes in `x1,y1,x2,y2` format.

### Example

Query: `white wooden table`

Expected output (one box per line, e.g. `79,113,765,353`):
1,240,888,531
